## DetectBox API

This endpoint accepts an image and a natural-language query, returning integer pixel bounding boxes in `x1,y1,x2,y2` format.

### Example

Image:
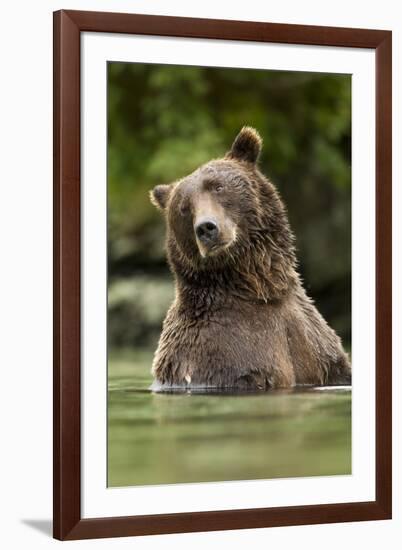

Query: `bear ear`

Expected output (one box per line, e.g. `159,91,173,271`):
150,184,172,211
226,126,262,164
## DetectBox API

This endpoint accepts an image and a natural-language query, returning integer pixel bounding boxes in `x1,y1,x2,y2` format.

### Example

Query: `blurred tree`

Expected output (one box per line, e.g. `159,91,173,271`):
108,63,351,347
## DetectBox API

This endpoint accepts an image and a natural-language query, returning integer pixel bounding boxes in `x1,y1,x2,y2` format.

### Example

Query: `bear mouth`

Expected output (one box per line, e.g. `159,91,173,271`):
197,240,232,259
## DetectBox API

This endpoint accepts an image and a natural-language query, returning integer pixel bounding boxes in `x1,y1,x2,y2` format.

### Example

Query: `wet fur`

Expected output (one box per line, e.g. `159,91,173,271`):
150,128,351,390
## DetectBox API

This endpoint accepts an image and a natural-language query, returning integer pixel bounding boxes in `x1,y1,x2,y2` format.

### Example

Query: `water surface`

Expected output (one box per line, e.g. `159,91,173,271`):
108,349,351,487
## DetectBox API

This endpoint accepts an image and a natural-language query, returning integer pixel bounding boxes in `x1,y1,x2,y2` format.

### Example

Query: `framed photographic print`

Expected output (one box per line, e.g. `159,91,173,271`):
53,10,392,540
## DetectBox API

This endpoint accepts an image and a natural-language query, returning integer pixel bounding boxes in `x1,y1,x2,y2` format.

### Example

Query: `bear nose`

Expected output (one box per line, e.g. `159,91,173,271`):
195,219,219,243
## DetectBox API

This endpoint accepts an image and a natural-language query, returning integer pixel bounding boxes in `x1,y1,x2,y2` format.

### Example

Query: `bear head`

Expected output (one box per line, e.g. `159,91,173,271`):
150,127,297,302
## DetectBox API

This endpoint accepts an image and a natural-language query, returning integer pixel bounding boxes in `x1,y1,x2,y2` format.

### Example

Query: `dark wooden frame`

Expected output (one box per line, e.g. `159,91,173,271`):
53,9,392,541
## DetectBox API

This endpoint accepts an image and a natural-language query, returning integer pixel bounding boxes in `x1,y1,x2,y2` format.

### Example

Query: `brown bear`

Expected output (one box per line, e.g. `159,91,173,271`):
150,127,351,390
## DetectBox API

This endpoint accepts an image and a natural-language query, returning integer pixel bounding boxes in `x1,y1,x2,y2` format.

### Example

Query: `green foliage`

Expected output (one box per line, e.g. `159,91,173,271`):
108,62,351,346
108,276,174,349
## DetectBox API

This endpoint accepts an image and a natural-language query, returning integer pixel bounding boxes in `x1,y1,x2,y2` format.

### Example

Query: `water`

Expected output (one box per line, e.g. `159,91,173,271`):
108,349,352,487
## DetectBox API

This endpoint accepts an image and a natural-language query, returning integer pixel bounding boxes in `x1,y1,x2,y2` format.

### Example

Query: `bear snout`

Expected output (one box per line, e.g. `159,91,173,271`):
194,213,236,258
195,218,219,244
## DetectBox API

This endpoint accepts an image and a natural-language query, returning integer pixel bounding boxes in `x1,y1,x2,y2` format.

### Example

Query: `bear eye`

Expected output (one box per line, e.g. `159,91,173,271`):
180,201,190,216
215,184,224,193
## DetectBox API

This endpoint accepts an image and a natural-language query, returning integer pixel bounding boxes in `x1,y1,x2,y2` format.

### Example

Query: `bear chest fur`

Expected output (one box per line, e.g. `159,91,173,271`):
151,298,296,390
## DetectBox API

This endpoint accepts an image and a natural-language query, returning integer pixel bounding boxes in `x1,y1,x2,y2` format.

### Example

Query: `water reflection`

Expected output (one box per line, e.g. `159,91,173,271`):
108,350,351,488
